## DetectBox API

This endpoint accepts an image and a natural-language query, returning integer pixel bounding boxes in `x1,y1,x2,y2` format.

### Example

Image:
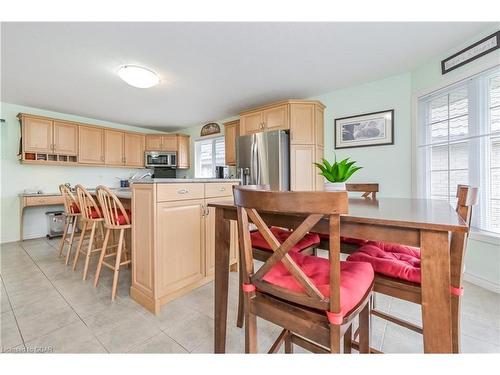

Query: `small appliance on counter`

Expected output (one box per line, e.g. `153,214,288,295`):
215,166,229,179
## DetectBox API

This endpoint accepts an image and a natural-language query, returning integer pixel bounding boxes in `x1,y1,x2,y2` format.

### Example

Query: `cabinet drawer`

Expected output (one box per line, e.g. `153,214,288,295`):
156,183,205,202
204,183,237,198
25,195,64,206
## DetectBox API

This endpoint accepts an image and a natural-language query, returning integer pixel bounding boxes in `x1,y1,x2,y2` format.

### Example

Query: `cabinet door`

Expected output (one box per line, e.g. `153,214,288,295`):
205,196,235,276
290,103,314,144
145,135,163,151
79,126,104,164
156,199,205,296
224,120,239,166
290,144,315,191
240,111,263,135
104,129,125,166
23,117,53,153
53,121,78,155
263,104,288,131
315,106,324,148
177,135,190,169
162,135,178,151
124,133,145,167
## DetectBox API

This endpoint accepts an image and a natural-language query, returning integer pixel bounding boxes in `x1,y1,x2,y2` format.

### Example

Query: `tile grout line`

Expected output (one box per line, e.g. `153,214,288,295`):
0,273,27,351
19,239,110,353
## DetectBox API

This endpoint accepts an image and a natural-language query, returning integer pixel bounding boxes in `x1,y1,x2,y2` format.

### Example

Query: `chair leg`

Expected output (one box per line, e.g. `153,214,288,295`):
94,227,111,288
73,220,87,271
111,228,125,301
65,216,78,265
451,295,461,353
244,295,257,353
82,221,97,280
284,330,293,353
329,324,342,353
58,218,69,257
236,259,244,328
359,301,371,354
343,325,352,354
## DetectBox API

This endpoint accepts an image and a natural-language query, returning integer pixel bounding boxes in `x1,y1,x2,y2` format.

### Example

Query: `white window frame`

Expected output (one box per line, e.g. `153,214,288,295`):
416,65,500,237
194,136,225,178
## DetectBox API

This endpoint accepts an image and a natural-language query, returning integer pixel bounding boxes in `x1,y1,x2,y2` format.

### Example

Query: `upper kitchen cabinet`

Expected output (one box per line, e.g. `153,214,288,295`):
239,100,325,146
176,134,190,169
145,134,178,151
18,113,78,164
223,120,239,166
104,129,125,166
79,125,104,164
124,133,145,167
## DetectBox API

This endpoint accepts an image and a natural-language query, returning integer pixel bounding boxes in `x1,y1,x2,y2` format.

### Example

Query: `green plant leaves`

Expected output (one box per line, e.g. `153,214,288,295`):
313,154,362,182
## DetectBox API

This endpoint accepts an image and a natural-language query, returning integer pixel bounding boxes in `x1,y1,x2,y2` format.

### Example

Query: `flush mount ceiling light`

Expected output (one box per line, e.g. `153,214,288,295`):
117,65,160,88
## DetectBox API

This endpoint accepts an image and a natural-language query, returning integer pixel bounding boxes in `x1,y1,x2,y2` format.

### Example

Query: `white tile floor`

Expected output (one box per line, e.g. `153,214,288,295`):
1,237,499,353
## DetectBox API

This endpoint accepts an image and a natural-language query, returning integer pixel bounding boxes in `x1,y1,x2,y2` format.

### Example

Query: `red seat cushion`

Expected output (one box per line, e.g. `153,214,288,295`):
251,227,320,253
113,209,132,225
88,207,102,219
70,203,80,214
262,251,374,314
346,241,421,283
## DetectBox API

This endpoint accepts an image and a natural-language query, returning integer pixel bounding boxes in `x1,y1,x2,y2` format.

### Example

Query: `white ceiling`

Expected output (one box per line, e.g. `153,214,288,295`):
1,22,494,130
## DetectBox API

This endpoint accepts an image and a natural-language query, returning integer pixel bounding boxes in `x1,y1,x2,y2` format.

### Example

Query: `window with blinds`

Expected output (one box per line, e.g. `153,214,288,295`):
194,136,225,178
417,66,500,234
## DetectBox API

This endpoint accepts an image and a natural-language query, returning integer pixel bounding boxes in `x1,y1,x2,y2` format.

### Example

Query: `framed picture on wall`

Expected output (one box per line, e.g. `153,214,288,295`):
334,109,394,149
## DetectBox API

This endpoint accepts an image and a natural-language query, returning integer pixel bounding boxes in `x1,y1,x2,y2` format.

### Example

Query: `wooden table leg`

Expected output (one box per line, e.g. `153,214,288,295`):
214,207,230,353
420,229,453,353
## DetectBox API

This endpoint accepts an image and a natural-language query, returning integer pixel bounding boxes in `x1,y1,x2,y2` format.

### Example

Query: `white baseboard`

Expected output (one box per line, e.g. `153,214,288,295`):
464,272,500,294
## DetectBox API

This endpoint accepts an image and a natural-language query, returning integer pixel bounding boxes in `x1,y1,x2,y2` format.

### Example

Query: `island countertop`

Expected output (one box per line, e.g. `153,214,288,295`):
130,178,241,184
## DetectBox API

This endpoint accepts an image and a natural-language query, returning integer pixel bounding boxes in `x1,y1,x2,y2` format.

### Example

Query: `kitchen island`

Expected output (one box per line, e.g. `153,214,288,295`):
130,179,240,314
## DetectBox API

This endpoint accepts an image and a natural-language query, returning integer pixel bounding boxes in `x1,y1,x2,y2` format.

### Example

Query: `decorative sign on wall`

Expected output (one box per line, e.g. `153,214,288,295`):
200,122,221,136
334,109,394,149
441,31,499,75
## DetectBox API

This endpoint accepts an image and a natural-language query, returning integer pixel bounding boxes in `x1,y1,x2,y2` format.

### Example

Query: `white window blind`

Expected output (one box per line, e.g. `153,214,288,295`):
417,65,500,234
194,136,225,178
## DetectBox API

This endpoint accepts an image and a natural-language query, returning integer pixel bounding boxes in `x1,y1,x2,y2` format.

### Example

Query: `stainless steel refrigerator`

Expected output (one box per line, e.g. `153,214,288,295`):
236,130,290,191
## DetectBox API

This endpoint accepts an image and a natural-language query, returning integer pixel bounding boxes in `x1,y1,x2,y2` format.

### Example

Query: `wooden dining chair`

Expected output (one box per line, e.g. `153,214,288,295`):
234,185,374,353
58,184,82,265
94,186,132,300
72,184,105,280
347,185,478,353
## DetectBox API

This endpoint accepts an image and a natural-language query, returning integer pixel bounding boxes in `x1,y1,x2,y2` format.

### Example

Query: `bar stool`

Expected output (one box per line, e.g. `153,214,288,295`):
58,184,81,265
94,186,132,301
72,184,105,280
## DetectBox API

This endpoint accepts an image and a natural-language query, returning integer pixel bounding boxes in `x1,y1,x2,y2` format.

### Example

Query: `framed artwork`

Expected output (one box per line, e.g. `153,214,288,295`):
200,122,221,136
334,109,394,149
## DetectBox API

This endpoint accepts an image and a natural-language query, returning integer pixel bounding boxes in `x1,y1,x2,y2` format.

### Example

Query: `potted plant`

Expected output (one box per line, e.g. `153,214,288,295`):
314,155,362,191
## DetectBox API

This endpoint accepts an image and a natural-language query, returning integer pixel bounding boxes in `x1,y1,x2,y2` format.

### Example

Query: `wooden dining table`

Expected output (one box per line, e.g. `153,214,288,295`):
209,197,469,354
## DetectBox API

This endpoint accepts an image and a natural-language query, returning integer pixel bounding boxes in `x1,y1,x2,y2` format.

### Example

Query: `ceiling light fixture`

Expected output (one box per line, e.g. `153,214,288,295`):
117,65,160,88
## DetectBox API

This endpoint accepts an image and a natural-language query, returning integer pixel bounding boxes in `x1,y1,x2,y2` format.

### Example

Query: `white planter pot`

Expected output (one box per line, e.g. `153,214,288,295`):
324,182,346,191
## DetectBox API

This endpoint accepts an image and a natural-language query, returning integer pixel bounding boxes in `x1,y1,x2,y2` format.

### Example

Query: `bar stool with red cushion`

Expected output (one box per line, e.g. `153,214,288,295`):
346,185,478,353
236,226,321,328
94,185,132,301
58,184,82,265
73,184,105,280
234,185,374,354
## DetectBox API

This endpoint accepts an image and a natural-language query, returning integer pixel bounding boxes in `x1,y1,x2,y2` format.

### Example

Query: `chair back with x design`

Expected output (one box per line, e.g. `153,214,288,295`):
233,185,349,315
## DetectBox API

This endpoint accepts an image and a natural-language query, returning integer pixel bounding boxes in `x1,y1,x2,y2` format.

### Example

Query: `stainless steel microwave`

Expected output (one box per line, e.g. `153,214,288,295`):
145,151,177,168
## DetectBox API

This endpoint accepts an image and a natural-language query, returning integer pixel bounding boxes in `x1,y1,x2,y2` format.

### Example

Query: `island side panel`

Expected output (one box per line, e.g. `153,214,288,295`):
131,183,158,314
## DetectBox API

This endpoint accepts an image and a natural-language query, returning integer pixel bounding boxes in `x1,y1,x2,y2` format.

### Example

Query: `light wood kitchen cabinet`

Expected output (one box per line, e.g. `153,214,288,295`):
290,103,315,144
79,125,104,164
53,121,78,155
176,134,190,169
131,182,239,314
240,111,263,134
145,134,178,151
104,129,125,166
156,199,206,297
315,146,324,191
263,104,288,131
290,144,315,191
124,133,145,167
22,116,53,153
223,120,239,166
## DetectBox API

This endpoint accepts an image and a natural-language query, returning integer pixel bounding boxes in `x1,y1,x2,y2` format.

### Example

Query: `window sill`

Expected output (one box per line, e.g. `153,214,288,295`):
469,229,500,245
